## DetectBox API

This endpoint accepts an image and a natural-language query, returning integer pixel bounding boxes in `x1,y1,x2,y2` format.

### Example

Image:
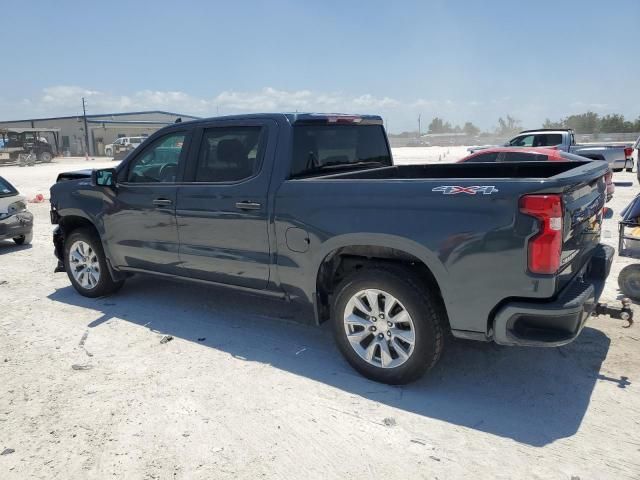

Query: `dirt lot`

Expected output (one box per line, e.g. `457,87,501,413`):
1,154,639,479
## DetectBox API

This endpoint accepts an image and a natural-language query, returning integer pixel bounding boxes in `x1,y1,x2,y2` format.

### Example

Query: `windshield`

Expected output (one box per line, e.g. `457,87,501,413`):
0,176,18,197
291,124,391,177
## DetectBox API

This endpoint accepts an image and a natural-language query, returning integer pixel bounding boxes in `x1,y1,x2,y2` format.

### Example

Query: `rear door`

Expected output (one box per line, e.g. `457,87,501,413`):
105,129,191,274
175,119,276,289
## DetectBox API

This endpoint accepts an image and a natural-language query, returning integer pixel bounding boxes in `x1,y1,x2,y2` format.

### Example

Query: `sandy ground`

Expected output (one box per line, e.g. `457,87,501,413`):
1,152,639,479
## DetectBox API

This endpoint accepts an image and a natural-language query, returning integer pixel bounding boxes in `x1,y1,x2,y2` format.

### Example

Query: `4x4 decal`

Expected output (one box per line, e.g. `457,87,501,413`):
432,185,499,195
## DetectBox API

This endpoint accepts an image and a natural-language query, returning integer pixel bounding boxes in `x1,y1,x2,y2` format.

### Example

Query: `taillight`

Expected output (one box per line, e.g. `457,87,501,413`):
326,115,363,124
519,194,563,274
605,170,612,183
625,147,633,158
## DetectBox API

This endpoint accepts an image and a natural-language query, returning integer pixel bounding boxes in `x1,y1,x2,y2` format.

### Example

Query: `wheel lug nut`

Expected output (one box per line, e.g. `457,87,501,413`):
387,321,392,327
378,333,383,339
387,331,391,336
370,326,376,332
371,317,377,322
379,313,385,319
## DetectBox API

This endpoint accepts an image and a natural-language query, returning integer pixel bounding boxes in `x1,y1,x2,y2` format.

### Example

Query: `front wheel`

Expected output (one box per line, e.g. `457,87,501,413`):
64,228,124,297
332,267,445,384
13,231,33,245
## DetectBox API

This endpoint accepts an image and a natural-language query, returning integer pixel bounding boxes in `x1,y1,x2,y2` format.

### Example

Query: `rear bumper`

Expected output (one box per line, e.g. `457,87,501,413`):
0,212,33,240
493,244,613,347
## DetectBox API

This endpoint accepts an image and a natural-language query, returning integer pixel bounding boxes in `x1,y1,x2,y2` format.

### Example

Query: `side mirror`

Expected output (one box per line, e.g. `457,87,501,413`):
92,168,116,187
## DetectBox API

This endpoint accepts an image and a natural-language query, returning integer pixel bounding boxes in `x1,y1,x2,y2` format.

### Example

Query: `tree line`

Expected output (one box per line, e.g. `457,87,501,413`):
542,112,640,134
391,112,639,137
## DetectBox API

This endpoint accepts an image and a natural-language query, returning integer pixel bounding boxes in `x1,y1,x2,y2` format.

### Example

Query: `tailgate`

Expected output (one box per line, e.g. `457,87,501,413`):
556,169,607,291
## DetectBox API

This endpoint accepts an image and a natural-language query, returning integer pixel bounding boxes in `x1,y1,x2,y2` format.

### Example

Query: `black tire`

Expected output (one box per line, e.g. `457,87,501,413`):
613,168,623,173
64,228,124,298
618,264,640,302
38,151,53,163
13,231,33,245
332,266,445,384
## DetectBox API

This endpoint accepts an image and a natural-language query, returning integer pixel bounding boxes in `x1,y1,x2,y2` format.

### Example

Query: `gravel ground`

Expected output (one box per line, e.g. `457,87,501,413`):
1,153,639,479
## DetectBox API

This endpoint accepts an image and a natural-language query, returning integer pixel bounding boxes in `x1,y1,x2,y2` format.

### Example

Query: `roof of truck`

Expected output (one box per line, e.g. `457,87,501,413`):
173,112,384,127
519,128,574,134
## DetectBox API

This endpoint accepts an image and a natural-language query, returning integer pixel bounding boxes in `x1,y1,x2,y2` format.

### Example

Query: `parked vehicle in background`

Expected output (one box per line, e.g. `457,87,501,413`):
104,136,146,158
0,128,58,164
635,134,640,185
458,147,615,202
50,113,613,384
0,176,33,245
468,129,634,172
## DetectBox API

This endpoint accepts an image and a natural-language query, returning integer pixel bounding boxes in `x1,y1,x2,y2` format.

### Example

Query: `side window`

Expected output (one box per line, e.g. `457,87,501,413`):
194,126,265,183
126,132,186,183
509,135,534,147
533,134,562,147
464,152,500,162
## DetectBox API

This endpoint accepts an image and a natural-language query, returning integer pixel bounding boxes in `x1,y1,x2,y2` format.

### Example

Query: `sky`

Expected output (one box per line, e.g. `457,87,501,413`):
0,0,638,133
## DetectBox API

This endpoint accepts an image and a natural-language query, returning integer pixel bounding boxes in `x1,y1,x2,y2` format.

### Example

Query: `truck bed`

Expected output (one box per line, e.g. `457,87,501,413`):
316,160,598,181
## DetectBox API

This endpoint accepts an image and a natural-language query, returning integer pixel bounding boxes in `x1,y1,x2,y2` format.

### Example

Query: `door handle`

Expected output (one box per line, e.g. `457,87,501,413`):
152,198,173,207
235,201,261,210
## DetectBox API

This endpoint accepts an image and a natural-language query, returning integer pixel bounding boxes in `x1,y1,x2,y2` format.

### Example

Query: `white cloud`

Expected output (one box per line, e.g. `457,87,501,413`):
569,101,609,111
4,85,406,120
10,85,603,132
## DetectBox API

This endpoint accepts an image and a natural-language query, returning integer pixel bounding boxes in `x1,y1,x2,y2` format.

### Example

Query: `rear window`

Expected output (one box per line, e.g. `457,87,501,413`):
0,176,18,197
533,134,563,147
291,125,391,177
464,152,500,162
502,152,549,162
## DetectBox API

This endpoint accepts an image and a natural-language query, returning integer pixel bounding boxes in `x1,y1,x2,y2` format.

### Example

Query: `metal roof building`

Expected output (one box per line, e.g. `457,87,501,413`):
0,110,200,156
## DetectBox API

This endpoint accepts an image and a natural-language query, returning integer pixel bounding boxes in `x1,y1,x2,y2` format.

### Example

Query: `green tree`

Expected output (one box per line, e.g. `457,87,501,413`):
497,115,521,135
564,112,599,133
542,118,565,129
600,114,626,133
462,122,480,136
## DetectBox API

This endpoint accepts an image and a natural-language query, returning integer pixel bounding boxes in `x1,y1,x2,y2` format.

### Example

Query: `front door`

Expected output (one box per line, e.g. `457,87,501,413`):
104,130,190,274
175,121,274,289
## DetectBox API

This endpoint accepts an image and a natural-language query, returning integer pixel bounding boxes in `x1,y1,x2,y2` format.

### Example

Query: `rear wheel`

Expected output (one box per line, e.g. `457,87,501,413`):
332,267,445,384
64,228,124,297
13,231,32,245
38,151,53,163
618,264,640,301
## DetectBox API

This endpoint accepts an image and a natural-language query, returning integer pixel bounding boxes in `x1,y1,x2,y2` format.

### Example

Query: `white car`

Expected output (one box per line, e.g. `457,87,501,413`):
0,176,33,245
104,137,146,157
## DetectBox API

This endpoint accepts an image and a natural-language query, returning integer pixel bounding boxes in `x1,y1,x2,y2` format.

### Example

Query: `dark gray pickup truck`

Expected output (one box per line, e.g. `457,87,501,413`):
50,113,614,384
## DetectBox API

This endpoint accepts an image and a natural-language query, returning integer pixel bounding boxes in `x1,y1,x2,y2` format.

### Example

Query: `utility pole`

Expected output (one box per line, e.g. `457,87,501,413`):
82,97,90,157
417,114,421,138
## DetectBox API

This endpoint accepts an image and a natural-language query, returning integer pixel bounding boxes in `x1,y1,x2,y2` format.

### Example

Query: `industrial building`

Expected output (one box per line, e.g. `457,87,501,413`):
0,110,199,156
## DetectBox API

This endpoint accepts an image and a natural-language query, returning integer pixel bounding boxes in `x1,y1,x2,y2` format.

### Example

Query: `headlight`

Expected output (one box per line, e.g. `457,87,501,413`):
0,201,27,219
8,200,27,214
